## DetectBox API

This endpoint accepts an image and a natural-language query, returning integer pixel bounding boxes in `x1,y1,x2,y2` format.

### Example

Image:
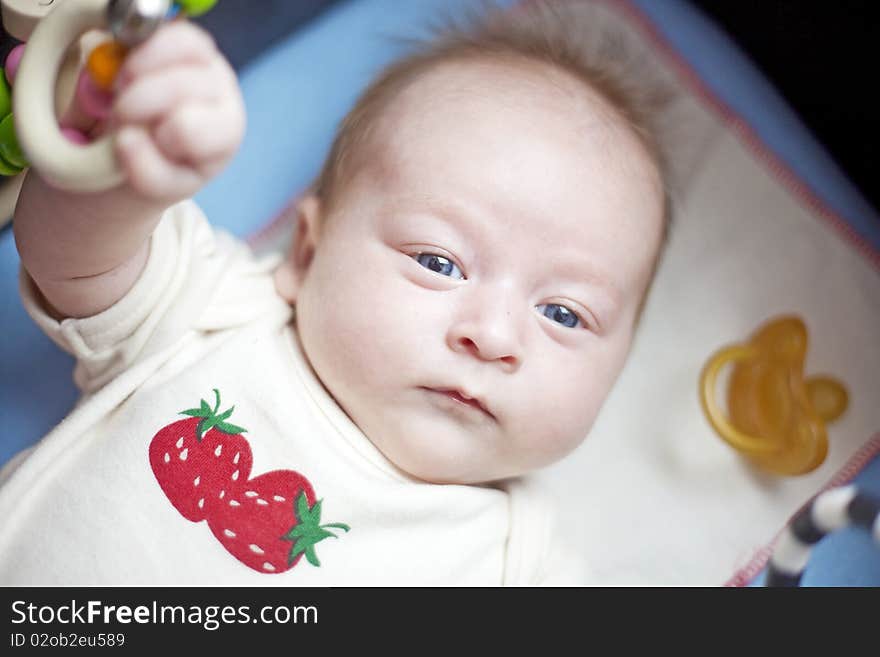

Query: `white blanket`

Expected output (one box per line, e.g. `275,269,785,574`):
534,89,880,585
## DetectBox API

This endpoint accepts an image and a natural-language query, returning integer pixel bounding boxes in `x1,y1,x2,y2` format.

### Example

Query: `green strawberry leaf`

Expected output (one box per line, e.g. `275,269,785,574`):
296,491,312,522
215,422,246,435
182,391,247,439
288,541,308,565
314,528,337,542
282,525,306,541
309,499,323,522
304,546,321,568
199,417,220,436
285,521,313,538
284,492,351,567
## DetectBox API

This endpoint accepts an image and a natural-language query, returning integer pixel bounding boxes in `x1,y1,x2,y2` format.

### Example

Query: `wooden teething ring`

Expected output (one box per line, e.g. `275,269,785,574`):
13,0,124,192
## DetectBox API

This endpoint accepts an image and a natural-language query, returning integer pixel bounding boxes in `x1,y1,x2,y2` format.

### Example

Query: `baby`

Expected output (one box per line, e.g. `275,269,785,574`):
0,1,671,584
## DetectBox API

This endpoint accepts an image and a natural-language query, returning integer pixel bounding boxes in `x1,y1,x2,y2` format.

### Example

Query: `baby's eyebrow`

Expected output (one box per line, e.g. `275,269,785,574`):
409,195,482,237
557,255,619,291
555,259,622,309
390,194,622,302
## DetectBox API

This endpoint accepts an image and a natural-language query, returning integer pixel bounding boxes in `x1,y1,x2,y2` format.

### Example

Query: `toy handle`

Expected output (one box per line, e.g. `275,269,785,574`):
699,345,778,454
13,0,123,192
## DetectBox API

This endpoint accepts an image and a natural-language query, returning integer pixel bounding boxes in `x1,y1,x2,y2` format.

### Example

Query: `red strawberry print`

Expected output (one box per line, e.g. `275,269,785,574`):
149,390,350,574
149,389,253,521
207,469,350,574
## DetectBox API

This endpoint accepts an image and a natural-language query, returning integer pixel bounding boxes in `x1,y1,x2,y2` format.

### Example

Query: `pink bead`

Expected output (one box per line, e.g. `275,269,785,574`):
61,128,89,145
4,44,25,85
75,71,114,121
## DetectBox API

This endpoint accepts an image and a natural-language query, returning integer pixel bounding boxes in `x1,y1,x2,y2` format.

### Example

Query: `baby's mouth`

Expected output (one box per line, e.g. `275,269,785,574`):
421,387,496,420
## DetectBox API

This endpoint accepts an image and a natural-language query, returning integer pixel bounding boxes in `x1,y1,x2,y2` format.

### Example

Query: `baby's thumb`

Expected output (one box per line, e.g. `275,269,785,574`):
116,125,202,202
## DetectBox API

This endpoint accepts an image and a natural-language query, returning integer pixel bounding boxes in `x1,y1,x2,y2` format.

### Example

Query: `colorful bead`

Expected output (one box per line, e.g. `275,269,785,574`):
86,41,128,92
4,44,25,86
0,75,9,119
61,127,90,145
0,153,22,175
75,70,114,121
174,0,218,17
0,113,27,169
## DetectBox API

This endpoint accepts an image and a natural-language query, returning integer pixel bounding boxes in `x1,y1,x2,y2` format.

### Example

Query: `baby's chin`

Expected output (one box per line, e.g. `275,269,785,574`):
386,455,519,486
392,453,556,486
356,413,567,486
349,408,509,484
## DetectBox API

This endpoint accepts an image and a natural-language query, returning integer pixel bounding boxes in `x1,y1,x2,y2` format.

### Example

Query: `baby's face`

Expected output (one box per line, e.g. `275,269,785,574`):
278,59,664,484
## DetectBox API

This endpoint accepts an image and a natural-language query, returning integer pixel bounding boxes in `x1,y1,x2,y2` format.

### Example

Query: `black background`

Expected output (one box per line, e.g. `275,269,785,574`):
1,587,875,650
690,0,879,213
1,0,876,213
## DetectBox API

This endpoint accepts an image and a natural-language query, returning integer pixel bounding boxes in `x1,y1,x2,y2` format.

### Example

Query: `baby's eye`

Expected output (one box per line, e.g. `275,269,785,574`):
412,253,465,280
536,303,582,329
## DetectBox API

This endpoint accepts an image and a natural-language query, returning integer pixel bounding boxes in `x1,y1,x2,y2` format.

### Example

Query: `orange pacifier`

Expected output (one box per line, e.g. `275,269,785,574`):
699,315,848,476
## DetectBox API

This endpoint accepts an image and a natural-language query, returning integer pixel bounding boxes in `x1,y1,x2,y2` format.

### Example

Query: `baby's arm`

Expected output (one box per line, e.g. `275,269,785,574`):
13,21,244,319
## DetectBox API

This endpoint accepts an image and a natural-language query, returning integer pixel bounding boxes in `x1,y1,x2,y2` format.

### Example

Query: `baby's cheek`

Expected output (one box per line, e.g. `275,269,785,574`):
305,257,421,388
516,366,605,463
314,279,384,375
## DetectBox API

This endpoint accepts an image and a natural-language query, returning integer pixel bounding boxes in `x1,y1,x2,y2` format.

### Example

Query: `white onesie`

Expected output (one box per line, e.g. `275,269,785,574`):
0,201,584,586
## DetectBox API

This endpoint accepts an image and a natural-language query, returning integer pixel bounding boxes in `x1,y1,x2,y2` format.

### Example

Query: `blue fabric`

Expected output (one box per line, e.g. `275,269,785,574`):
748,455,880,587
0,0,877,584
193,0,345,71
193,0,506,236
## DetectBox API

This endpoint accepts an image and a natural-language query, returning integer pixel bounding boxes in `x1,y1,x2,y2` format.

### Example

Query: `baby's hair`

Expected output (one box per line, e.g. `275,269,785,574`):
313,0,679,321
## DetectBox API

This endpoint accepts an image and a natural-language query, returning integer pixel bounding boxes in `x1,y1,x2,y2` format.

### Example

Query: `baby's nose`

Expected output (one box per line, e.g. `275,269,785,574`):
453,335,520,371
446,294,523,372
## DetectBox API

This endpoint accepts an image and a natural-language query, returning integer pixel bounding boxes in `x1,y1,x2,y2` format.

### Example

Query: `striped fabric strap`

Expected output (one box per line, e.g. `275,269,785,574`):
766,485,880,586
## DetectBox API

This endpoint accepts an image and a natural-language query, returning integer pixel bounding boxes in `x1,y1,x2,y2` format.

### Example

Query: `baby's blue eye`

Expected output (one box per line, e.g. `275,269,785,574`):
537,303,581,329
413,253,465,279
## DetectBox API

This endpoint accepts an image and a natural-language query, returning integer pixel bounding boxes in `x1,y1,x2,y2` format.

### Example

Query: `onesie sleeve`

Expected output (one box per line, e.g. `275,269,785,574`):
19,200,290,394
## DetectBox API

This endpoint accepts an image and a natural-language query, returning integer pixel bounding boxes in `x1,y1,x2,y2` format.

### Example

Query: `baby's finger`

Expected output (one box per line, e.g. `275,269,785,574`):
115,20,218,89
59,94,99,135
113,63,225,124
115,125,203,201
153,100,245,171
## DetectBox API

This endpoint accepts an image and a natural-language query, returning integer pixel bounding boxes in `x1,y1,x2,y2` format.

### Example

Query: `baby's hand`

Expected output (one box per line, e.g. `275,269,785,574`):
110,20,245,202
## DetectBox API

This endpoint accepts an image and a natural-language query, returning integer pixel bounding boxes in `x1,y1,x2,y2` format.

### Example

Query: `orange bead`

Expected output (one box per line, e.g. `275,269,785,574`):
86,41,129,91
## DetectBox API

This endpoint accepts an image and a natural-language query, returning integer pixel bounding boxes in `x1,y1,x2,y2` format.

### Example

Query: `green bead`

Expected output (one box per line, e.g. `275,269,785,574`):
175,0,218,17
0,113,27,169
0,151,22,176
0,76,10,118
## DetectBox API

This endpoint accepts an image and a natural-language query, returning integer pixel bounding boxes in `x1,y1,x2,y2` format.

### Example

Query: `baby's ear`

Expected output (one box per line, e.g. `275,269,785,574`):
274,195,322,304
